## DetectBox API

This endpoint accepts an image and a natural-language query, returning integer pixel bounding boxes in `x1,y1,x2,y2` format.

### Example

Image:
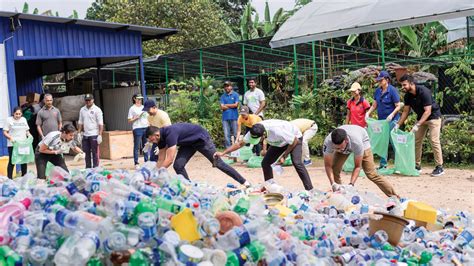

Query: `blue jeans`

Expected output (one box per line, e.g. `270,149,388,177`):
149,143,158,162
222,120,238,148
133,127,148,165
380,118,398,167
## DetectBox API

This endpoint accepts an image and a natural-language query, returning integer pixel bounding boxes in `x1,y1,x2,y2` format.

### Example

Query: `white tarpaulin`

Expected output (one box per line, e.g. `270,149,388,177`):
0,44,9,128
441,17,474,43
270,0,474,48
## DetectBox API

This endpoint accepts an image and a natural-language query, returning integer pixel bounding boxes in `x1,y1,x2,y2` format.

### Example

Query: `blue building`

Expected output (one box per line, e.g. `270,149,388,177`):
0,11,176,155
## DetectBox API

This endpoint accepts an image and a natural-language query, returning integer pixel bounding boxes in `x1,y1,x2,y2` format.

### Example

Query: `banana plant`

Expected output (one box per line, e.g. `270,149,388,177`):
262,1,288,36
398,22,447,57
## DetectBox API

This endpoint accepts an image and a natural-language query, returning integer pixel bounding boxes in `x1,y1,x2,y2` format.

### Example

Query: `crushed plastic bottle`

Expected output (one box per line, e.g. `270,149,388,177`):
0,165,471,265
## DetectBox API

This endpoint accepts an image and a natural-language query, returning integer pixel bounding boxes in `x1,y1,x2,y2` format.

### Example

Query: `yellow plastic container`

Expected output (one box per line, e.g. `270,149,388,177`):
171,208,201,242
274,204,292,217
0,156,15,177
404,201,437,224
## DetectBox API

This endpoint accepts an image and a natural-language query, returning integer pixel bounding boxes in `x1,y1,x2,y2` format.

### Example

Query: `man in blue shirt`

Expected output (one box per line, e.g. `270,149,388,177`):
366,71,401,168
220,81,240,148
146,124,249,187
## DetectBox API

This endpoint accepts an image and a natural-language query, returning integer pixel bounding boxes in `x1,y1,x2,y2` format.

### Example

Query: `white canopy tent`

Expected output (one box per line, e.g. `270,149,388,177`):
270,0,474,48
441,17,474,43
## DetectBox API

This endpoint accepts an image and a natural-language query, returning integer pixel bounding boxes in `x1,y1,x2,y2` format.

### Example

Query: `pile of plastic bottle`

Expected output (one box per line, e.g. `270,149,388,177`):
0,162,472,265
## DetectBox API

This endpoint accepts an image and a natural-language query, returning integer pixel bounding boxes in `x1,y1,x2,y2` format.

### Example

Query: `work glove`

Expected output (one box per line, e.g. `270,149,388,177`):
365,113,370,120
142,142,153,154
77,132,83,144
331,183,341,192
393,124,400,131
386,114,394,122
154,147,159,155
74,152,85,162
411,124,419,133
97,135,102,145
54,150,64,155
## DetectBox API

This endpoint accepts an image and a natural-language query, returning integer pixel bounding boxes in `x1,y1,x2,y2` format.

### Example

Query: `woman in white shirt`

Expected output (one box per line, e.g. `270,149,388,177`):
3,107,30,179
127,93,149,168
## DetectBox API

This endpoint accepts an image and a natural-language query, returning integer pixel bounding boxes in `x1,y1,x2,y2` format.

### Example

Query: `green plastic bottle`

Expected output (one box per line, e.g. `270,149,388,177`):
225,251,241,266
0,246,22,266
132,199,158,225
0,256,5,266
155,197,184,214
419,251,433,264
54,195,69,207
129,250,150,266
87,257,103,266
233,197,250,215
244,241,266,262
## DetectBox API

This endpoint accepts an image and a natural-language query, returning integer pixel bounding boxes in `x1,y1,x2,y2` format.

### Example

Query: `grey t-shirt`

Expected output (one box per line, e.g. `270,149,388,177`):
36,106,62,136
323,125,370,156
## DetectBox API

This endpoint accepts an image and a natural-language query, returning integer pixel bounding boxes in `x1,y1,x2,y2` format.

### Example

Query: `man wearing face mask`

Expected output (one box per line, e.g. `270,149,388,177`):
323,125,398,197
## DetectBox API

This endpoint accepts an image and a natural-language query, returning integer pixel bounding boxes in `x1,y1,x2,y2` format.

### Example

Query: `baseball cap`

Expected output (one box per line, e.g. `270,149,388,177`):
84,93,94,100
348,82,362,92
134,93,144,99
240,106,250,115
376,71,390,81
224,81,232,86
248,124,265,145
143,99,156,112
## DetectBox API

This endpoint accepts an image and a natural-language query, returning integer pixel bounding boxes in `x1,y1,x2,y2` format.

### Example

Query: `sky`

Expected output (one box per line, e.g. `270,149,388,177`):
1,0,297,20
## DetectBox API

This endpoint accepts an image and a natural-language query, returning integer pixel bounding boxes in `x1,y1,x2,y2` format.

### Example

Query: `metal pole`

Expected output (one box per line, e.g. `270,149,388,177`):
242,44,247,94
135,62,139,85
293,44,299,96
165,58,169,106
467,17,471,60
97,58,104,109
380,30,386,69
112,69,115,88
139,56,146,98
312,41,317,94
199,49,203,110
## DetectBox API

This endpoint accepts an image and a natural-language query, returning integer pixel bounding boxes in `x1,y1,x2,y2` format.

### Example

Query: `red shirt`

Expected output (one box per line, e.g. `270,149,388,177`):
347,97,370,127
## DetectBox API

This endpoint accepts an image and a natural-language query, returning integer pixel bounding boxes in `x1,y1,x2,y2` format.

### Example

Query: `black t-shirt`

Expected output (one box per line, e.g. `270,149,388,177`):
404,85,442,121
158,123,210,149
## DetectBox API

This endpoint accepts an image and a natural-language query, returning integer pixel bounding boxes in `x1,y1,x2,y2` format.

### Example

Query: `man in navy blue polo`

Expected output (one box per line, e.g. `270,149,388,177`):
366,71,401,168
220,81,240,148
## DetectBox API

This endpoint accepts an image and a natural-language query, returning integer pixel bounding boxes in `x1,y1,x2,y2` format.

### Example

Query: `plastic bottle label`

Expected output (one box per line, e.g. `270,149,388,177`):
65,183,78,195
235,227,250,247
89,181,100,193
84,232,100,250
460,230,473,244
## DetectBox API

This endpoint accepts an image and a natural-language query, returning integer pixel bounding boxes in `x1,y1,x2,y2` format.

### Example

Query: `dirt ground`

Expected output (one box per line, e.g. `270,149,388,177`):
59,153,474,214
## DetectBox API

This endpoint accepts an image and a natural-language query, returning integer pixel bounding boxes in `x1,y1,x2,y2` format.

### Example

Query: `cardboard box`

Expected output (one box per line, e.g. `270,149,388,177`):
19,96,27,106
99,131,134,160
27,93,41,103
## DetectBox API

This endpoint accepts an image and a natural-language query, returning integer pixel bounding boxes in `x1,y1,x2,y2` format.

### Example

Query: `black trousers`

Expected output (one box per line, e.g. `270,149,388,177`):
35,150,68,179
261,137,313,190
82,135,99,168
7,147,27,179
173,138,246,184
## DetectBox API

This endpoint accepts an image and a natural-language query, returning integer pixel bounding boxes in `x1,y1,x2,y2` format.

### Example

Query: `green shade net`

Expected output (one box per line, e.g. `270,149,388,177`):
391,129,420,176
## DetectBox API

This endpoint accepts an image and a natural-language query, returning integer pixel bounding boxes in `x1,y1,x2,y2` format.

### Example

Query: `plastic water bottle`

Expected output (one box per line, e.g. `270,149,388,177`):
0,198,31,245
103,231,127,253
370,230,388,249
216,220,268,250
72,231,100,265
454,229,474,250
138,212,157,242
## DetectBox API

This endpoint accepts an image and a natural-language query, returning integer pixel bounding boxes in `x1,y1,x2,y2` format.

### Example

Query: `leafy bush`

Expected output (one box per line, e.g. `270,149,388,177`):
440,116,473,164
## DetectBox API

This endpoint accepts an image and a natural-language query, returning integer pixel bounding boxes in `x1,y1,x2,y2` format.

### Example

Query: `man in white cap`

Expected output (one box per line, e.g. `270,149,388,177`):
215,119,314,191
77,93,103,168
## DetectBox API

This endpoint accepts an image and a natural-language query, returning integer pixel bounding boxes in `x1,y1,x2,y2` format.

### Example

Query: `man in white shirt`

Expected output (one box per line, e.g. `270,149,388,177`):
78,94,104,168
243,78,266,118
215,119,313,191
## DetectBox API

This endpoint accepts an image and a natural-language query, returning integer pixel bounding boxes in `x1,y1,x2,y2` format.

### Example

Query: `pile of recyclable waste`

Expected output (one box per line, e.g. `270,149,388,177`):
0,162,472,265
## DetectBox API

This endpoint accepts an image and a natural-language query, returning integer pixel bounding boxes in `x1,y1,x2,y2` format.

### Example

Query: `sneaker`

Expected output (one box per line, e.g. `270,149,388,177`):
304,160,312,166
135,164,140,170
415,165,422,174
377,165,387,170
431,165,445,177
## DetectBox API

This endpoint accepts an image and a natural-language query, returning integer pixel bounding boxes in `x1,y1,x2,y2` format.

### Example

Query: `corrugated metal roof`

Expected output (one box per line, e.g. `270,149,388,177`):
0,11,178,41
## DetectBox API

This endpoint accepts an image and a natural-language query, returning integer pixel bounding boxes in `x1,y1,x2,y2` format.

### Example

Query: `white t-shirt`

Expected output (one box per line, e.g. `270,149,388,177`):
244,119,302,147
78,104,104,136
3,117,29,147
128,105,149,130
243,88,265,116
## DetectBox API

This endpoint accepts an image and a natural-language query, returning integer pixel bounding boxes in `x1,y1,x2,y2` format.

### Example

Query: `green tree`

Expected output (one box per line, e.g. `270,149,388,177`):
86,1,229,56
85,0,119,22
213,0,250,29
